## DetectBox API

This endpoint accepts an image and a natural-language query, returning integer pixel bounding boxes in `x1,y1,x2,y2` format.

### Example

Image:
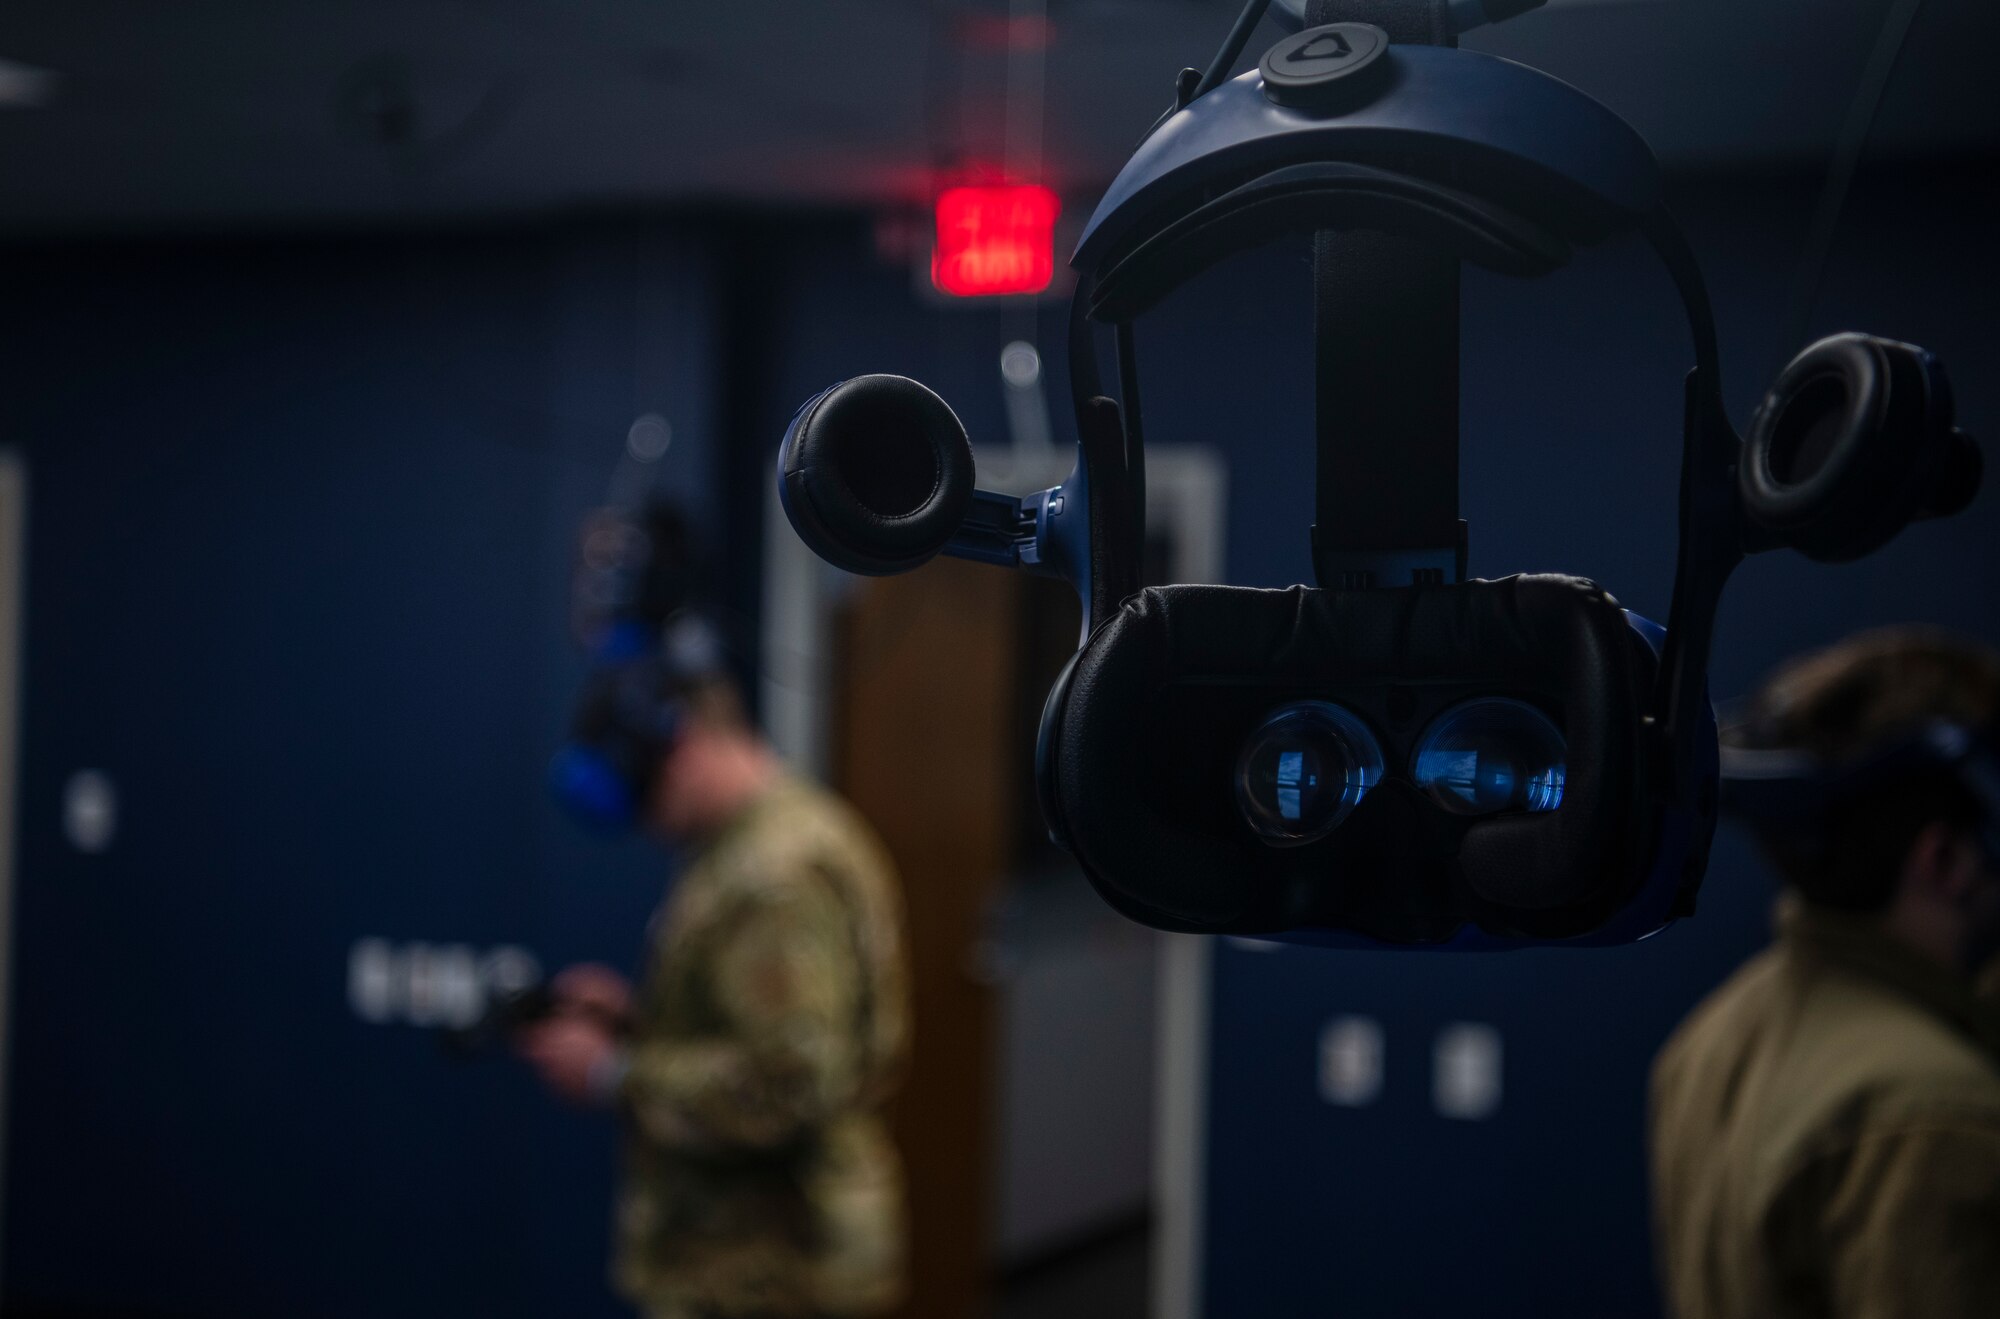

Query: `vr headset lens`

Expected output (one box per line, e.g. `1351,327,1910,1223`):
1413,697,1568,816
1235,695,1568,848
1235,701,1385,846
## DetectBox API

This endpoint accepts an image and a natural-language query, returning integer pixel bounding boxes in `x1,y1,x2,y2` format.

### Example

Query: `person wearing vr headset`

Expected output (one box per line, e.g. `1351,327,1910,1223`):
1651,628,2000,1319
517,503,911,1319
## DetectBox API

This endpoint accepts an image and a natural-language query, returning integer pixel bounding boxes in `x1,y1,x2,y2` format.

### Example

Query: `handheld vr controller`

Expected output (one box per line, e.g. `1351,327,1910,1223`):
438,980,635,1059
439,981,558,1059
775,0,1982,947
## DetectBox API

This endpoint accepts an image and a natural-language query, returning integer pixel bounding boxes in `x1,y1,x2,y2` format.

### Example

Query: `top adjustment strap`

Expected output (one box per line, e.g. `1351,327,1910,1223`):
1307,0,1465,589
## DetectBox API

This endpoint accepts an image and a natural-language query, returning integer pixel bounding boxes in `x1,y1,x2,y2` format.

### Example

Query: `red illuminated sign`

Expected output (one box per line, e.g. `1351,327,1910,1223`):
931,185,1060,298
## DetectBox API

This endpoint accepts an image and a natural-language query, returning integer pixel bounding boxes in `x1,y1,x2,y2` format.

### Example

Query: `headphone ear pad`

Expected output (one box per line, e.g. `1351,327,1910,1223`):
1740,333,1967,562
1928,427,1983,520
1033,648,1087,856
778,375,977,576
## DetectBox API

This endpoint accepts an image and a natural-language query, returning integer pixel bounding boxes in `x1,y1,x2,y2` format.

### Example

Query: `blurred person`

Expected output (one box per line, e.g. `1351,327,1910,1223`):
1650,627,2000,1319
520,664,911,1319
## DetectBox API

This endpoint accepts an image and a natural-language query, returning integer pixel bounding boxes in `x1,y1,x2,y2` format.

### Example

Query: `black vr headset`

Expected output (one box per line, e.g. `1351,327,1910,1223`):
775,0,1983,947
550,500,729,829
1721,720,2000,871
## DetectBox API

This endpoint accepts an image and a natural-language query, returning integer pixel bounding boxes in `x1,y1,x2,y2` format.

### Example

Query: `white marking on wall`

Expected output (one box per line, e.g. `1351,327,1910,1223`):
348,939,399,1023
62,769,117,853
1319,1015,1386,1108
347,939,543,1030
0,452,26,1287
1433,1022,1504,1121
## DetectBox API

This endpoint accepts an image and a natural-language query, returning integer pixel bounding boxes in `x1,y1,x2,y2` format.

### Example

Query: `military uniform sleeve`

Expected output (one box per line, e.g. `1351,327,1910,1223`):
1811,1115,2000,1318
621,870,865,1151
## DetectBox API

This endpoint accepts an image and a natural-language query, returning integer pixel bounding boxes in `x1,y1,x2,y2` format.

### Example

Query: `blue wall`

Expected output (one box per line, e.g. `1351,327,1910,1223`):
2,224,718,1317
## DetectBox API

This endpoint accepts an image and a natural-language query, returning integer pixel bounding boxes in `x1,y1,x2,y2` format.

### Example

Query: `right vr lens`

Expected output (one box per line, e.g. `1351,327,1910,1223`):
1413,697,1567,816
1236,701,1384,846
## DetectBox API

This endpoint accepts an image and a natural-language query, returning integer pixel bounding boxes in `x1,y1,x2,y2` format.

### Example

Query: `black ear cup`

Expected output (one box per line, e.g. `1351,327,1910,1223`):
1032,647,1087,856
778,375,978,576
1927,427,1984,520
1740,333,1981,562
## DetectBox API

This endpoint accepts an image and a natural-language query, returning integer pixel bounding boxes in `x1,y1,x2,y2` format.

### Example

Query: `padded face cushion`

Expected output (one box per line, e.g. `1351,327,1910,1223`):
1047,575,1656,939
780,375,976,576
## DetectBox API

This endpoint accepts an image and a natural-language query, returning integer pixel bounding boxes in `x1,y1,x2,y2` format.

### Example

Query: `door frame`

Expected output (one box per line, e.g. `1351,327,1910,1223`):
0,451,28,1282
760,445,1225,1319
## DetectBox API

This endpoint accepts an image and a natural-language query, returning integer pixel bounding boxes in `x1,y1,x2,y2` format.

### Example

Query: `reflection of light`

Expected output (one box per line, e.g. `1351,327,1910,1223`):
63,770,116,853
626,413,672,462
1000,341,1042,388
0,59,59,109
1434,1022,1504,1121
1319,1015,1384,1108
348,939,398,1023
1418,749,1480,795
1412,698,1566,815
1277,749,1305,821
480,946,543,998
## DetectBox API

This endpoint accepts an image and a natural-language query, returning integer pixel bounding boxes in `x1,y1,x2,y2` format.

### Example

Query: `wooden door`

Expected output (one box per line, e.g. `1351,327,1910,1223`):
832,557,1021,1319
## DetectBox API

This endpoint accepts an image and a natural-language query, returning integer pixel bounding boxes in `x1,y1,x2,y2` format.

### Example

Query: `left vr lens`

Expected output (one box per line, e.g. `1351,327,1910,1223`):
1412,697,1566,816
1236,701,1385,846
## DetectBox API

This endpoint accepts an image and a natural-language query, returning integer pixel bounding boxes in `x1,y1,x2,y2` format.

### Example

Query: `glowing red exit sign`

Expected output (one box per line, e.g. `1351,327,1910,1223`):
931,185,1060,297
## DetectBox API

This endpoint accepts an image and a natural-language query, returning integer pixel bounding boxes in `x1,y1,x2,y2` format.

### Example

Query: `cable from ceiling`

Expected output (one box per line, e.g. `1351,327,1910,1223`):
1005,0,1052,187
1784,0,1929,359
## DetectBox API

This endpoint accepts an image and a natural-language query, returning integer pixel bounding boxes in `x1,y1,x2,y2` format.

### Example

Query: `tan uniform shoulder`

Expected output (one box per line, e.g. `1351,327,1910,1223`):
1654,939,2000,1193
1651,948,1783,1105
1784,967,2000,1143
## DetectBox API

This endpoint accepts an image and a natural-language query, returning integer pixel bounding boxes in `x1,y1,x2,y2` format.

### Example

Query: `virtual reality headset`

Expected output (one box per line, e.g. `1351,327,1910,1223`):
1722,718,2000,866
774,0,1982,947
550,493,731,829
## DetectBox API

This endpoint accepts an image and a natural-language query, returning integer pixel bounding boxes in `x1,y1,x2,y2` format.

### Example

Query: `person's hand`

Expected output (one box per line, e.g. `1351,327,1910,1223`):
551,962,633,1022
516,1014,620,1106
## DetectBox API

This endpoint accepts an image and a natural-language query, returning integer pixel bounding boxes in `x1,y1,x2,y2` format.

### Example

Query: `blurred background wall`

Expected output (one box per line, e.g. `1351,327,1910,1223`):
1,225,724,1318
0,2,1995,1317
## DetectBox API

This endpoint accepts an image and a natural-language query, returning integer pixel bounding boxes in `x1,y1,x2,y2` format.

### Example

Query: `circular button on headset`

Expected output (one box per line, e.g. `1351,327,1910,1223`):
1236,701,1386,846
1259,22,1392,110
1412,698,1567,816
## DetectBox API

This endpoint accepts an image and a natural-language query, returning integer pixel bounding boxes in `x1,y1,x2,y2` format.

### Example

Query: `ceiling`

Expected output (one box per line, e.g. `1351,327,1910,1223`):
0,0,1994,235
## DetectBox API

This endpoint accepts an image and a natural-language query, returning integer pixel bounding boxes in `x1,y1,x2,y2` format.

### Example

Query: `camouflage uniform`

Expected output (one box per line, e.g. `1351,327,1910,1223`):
613,774,910,1319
